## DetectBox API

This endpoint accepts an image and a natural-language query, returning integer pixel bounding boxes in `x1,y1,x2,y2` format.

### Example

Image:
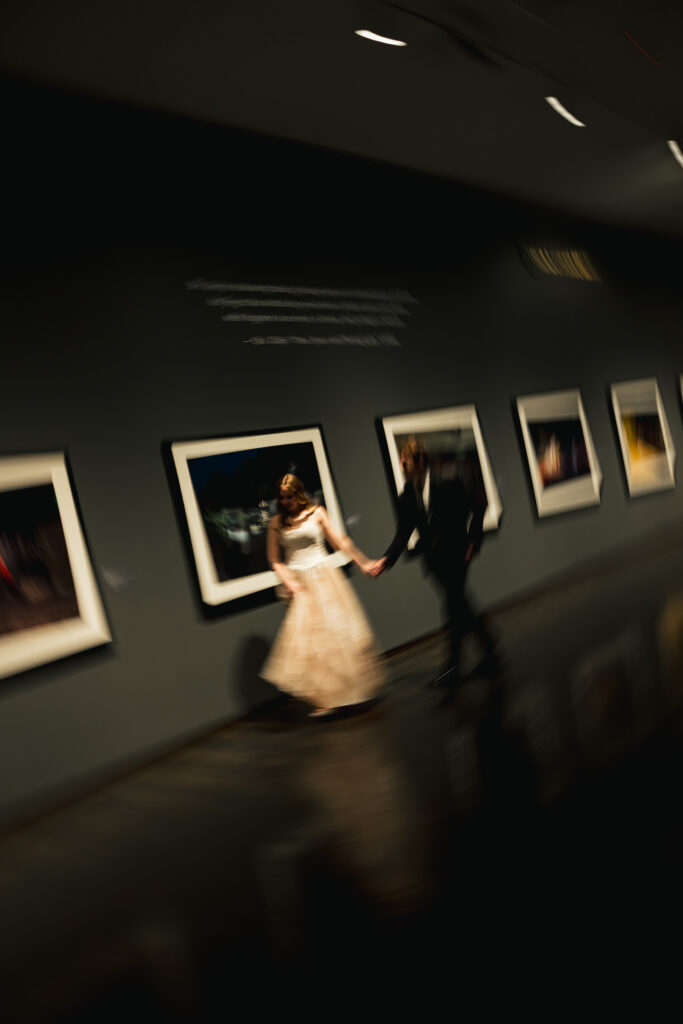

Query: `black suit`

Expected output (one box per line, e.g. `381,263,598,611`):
383,472,493,676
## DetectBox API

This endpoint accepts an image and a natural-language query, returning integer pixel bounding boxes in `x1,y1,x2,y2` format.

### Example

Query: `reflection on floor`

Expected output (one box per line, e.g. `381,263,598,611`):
2,543,683,1018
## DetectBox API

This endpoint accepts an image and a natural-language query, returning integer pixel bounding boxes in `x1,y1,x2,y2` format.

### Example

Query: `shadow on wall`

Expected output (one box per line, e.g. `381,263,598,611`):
232,634,278,710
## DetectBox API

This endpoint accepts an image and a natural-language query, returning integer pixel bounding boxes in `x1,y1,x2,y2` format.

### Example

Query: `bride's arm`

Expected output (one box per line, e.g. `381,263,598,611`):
315,507,373,575
267,516,302,594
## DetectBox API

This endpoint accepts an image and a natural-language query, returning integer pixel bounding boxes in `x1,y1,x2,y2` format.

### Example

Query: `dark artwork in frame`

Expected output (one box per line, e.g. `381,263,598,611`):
0,452,111,680
0,482,79,637
377,405,503,552
165,426,349,616
187,441,325,584
527,417,591,489
620,413,666,455
516,389,602,518
394,425,486,492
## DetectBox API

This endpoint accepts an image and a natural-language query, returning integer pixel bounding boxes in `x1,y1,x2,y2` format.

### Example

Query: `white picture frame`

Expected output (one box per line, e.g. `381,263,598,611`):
610,377,676,496
516,389,602,517
0,452,111,680
169,426,349,606
379,404,502,549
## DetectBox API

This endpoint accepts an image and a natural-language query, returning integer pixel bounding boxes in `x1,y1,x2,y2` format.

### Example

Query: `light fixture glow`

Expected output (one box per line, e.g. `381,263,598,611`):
523,245,601,282
667,140,683,169
545,97,585,127
355,29,407,47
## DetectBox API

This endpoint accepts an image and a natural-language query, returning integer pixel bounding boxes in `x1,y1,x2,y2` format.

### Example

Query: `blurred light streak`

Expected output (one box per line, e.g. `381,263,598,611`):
355,29,407,46
667,140,683,170
545,97,585,127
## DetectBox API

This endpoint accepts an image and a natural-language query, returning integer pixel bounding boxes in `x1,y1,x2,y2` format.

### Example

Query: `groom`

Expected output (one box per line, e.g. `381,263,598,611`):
369,437,498,688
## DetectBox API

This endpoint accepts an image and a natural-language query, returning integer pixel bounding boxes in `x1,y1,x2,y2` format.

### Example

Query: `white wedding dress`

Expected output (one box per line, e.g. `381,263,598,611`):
261,517,384,708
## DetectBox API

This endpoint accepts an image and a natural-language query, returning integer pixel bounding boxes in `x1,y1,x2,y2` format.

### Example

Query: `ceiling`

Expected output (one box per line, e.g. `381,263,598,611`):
1,0,683,237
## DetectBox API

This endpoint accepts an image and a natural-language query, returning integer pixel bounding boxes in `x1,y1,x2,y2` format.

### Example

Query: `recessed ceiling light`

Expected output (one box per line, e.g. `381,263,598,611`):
667,140,683,169
545,97,585,127
355,29,407,47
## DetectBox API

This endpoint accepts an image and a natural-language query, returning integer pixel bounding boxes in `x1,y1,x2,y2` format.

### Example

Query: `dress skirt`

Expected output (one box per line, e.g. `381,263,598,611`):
261,563,385,708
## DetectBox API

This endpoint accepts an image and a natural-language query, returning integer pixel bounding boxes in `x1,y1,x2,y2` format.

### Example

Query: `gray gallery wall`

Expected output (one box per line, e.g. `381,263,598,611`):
0,80,681,827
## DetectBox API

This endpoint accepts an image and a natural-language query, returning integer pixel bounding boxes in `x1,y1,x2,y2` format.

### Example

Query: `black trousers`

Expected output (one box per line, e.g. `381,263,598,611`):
434,562,495,672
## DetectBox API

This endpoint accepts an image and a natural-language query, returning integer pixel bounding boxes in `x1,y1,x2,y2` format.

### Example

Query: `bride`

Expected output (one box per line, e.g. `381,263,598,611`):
261,474,384,718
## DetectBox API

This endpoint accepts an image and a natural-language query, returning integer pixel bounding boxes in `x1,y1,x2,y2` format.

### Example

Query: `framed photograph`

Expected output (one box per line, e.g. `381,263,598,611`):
610,378,675,496
516,389,602,517
168,426,349,607
0,453,111,680
378,405,502,550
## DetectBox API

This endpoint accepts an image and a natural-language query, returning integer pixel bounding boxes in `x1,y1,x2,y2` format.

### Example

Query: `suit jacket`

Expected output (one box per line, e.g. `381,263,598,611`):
383,473,486,578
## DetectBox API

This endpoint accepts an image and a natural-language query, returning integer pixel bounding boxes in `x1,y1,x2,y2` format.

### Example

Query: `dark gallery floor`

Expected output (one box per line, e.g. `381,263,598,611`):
2,521,683,1020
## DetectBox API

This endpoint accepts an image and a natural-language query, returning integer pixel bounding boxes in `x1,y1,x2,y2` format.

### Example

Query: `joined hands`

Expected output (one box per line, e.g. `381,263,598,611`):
363,557,387,578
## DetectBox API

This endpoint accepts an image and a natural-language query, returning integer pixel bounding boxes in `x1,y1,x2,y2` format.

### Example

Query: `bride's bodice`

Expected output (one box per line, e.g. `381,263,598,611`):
280,515,328,571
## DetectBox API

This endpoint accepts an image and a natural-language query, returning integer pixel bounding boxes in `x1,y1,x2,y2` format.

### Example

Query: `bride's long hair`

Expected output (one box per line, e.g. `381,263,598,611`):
276,473,315,528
